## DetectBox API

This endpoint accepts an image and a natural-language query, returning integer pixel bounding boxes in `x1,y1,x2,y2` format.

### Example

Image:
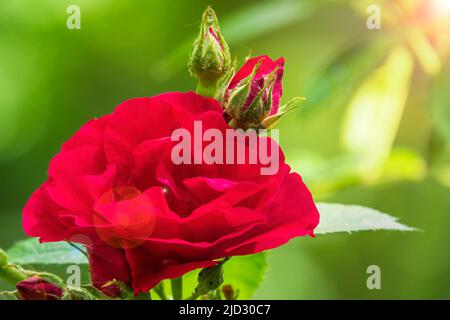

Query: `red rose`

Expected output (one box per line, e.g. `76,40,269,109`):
16,276,63,300
224,55,284,129
23,92,319,294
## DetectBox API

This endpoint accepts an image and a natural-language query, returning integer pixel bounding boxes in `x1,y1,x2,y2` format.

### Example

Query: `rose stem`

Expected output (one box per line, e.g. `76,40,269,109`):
0,265,28,286
196,82,218,98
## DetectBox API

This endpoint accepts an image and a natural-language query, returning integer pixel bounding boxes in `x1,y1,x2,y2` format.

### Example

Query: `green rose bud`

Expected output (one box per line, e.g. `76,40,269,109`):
190,257,230,299
189,6,231,96
195,264,224,296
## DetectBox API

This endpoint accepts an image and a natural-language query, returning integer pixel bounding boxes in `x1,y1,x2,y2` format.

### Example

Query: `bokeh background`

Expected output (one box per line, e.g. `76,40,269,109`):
1,0,449,299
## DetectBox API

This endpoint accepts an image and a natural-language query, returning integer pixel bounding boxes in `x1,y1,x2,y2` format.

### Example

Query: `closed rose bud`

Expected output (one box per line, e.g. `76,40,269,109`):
16,276,63,300
194,264,224,296
189,6,231,93
224,55,285,129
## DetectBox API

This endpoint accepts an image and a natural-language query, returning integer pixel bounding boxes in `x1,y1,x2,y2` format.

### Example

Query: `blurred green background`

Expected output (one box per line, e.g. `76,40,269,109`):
1,0,449,299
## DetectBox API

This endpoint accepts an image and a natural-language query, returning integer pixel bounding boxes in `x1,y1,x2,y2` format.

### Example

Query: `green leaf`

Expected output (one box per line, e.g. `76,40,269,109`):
182,253,267,300
315,203,417,234
6,238,88,266
220,253,267,299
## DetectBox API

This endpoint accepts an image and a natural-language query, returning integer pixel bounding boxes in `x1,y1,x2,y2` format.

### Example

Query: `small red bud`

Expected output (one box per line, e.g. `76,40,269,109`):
16,276,63,300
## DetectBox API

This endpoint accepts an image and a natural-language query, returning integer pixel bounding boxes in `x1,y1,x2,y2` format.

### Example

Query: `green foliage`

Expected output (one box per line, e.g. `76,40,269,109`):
182,253,267,300
4,201,416,299
6,238,87,266
4,239,268,299
315,203,416,234
221,254,267,299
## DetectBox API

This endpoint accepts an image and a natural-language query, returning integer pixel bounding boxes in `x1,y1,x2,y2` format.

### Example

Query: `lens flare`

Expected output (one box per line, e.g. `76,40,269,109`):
433,0,450,14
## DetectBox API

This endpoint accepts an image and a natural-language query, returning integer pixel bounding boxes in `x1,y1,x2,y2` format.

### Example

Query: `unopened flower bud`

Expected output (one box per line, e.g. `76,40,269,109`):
194,264,224,296
223,55,287,129
189,6,231,89
16,276,63,300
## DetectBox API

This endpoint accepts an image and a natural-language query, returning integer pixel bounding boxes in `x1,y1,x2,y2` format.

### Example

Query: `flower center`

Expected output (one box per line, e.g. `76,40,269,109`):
93,186,157,249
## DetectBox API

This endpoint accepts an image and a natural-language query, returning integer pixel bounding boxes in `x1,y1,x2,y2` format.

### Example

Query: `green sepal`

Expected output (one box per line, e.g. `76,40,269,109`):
261,97,306,129
63,286,108,300
225,61,261,119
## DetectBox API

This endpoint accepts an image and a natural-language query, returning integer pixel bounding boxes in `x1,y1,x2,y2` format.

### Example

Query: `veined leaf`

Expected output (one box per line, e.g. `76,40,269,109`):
5,202,415,297
6,238,88,266
315,202,417,234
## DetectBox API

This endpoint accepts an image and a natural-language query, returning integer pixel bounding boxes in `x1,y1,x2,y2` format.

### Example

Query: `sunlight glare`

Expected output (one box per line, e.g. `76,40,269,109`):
433,0,450,14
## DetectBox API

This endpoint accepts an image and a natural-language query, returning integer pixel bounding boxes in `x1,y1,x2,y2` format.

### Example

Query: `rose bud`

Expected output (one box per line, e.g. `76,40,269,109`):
189,6,231,95
224,55,302,129
193,264,224,297
16,276,63,300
